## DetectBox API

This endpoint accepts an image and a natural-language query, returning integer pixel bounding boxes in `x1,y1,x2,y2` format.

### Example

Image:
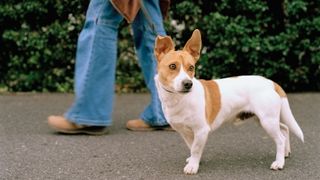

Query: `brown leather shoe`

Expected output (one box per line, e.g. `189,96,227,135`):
48,115,108,135
126,119,174,131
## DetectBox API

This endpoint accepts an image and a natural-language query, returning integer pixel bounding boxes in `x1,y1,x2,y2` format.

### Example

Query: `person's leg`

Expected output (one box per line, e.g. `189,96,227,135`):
130,0,168,127
49,0,123,131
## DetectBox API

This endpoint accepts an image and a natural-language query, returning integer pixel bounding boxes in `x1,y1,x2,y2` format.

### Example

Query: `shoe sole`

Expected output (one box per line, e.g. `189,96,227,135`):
51,127,109,135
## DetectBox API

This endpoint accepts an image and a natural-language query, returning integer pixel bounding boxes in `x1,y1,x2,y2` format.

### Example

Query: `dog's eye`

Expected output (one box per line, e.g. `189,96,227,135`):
188,65,194,72
169,64,176,70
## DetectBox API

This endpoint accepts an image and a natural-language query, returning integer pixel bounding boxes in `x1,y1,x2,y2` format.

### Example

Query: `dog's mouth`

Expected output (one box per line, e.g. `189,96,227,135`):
165,87,192,94
178,89,191,94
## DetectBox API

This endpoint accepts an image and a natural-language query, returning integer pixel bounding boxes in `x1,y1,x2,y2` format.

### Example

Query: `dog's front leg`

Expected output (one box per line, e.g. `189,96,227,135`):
184,127,210,175
177,127,194,150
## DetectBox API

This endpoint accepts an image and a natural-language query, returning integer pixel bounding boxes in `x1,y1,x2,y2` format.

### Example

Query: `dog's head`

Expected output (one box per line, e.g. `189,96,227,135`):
154,29,202,93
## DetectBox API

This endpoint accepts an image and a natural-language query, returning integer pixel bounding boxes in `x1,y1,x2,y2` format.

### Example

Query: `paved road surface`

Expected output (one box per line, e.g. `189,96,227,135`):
0,93,319,180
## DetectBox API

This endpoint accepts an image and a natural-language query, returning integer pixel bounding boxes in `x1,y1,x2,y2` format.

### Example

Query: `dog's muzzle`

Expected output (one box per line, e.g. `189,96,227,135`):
181,79,193,92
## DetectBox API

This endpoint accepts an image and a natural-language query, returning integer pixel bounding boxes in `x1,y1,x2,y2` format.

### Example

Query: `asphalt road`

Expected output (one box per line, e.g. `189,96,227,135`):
0,93,319,180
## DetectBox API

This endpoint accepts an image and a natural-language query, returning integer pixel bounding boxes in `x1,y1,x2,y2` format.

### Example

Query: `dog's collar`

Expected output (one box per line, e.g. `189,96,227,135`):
158,83,175,94
161,85,175,94
159,84,191,94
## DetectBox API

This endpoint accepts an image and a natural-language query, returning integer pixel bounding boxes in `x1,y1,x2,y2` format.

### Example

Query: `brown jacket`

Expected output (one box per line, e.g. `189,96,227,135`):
110,0,170,23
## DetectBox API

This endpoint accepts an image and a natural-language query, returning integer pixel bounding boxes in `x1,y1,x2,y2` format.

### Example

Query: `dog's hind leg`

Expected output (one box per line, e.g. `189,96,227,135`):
259,115,286,170
280,122,291,158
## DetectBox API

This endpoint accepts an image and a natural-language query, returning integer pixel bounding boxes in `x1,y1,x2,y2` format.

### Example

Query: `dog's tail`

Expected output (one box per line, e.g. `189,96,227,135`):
280,98,304,142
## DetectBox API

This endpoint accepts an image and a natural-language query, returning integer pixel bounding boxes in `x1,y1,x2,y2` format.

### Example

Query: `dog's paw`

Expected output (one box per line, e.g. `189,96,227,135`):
186,157,191,163
184,162,199,175
270,160,284,170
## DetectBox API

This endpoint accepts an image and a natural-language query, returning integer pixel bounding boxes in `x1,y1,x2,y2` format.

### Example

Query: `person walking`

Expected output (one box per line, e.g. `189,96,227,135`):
48,0,171,135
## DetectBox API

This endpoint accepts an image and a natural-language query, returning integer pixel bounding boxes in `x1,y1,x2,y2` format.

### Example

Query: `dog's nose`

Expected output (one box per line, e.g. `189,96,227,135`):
182,79,193,90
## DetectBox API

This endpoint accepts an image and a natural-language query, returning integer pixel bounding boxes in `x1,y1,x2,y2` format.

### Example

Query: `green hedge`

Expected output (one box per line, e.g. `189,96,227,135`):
1,0,319,92
0,0,88,92
169,0,320,91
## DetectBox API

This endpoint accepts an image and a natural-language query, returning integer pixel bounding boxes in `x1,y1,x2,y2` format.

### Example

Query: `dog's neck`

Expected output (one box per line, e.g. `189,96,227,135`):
159,83,175,94
155,75,192,108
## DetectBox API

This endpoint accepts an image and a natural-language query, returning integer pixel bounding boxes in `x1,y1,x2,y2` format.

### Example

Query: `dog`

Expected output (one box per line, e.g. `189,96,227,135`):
154,29,304,174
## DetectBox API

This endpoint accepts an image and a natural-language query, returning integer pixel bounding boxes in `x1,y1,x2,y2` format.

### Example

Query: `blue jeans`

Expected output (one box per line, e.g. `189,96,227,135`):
64,0,168,127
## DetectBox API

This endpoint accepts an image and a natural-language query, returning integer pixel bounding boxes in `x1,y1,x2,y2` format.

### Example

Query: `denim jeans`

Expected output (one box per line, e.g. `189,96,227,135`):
64,0,168,127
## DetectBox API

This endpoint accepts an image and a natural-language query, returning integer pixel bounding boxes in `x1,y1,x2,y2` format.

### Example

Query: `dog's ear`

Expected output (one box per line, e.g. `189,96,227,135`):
154,35,175,62
183,29,202,61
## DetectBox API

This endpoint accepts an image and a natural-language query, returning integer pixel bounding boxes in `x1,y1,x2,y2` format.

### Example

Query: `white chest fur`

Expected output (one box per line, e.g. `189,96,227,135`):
155,76,207,129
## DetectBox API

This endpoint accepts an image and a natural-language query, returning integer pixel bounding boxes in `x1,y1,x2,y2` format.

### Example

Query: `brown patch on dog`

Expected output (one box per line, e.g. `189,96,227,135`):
154,36,175,62
200,80,221,125
157,51,195,88
180,52,196,78
154,30,201,90
183,29,202,61
274,82,286,97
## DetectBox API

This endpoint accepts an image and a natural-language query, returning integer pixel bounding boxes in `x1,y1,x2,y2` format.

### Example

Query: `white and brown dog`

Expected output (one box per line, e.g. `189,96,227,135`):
154,29,304,174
